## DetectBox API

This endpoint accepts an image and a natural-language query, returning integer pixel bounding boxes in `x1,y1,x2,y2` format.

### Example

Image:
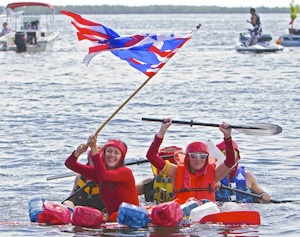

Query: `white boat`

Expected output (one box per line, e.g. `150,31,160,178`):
276,29,300,47
235,30,284,53
0,2,59,52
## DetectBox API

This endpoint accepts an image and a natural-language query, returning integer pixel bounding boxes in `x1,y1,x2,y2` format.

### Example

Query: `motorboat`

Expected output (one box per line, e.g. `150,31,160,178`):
235,29,284,53
276,28,300,47
0,2,59,52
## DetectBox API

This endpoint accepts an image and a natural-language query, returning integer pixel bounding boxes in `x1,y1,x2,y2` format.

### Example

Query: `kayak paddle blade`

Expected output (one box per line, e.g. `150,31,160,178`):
200,210,261,225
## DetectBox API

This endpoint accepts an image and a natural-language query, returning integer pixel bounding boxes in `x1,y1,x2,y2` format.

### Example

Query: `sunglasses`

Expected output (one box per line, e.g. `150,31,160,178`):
188,153,208,160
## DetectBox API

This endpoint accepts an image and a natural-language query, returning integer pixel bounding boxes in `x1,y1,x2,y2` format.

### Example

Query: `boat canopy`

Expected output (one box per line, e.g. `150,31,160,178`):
6,2,55,11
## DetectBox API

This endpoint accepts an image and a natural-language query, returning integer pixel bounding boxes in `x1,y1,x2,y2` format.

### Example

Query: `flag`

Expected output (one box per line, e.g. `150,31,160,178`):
61,11,200,78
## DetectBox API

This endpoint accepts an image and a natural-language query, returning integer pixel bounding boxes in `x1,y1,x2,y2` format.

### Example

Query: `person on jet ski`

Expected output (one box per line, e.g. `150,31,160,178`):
247,8,262,46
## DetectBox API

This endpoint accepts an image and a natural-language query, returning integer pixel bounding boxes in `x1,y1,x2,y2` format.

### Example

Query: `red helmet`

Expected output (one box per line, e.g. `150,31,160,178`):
216,140,240,177
158,146,183,164
185,142,209,155
158,146,183,156
216,140,239,153
87,146,103,164
102,139,127,161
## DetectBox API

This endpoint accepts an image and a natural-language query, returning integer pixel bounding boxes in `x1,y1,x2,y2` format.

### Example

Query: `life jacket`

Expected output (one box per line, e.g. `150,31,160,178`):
150,164,174,203
215,166,254,203
253,13,261,28
70,175,105,211
173,157,216,202
144,146,183,203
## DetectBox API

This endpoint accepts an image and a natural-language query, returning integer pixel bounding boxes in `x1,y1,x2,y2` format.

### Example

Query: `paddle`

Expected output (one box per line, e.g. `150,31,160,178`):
61,180,93,204
220,184,294,203
46,155,174,181
141,118,282,136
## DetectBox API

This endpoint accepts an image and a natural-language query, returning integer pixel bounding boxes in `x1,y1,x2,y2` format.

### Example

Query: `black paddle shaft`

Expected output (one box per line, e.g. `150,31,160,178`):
142,118,260,129
141,117,282,136
220,184,293,204
61,180,94,204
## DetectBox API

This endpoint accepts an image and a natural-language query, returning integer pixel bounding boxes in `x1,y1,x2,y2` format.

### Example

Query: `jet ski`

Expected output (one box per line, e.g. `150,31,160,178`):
235,29,284,53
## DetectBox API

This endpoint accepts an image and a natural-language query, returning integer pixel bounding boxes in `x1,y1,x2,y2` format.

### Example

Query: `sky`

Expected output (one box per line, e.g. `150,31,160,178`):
0,0,294,8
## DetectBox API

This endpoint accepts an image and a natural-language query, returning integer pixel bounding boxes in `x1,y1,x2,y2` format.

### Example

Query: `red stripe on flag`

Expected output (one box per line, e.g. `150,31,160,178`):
88,44,111,54
61,11,101,27
71,22,110,40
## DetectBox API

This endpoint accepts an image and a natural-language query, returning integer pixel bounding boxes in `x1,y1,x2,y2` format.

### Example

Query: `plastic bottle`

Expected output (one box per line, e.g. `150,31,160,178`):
28,197,45,222
221,202,242,212
189,201,220,222
37,200,71,225
180,199,200,217
72,206,104,228
117,202,151,228
152,201,183,227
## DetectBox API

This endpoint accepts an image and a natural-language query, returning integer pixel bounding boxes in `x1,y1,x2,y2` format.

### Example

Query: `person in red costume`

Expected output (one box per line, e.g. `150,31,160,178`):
65,135,139,219
146,117,236,203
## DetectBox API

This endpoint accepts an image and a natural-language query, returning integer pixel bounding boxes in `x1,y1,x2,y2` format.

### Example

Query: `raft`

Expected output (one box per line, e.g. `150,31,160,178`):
28,199,261,229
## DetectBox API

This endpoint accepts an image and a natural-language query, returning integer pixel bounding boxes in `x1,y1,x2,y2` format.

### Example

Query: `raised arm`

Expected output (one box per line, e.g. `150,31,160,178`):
146,118,177,180
215,122,237,182
65,144,96,180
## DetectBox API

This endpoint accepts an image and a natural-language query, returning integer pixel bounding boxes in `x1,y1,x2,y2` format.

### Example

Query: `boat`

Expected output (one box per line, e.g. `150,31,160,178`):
276,28,300,47
0,2,59,52
235,29,284,53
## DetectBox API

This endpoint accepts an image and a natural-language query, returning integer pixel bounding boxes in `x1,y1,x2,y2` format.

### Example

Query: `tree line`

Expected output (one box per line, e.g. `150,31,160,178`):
1,5,291,15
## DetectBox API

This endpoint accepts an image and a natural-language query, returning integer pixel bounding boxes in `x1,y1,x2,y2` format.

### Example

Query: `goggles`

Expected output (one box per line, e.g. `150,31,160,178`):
188,153,208,160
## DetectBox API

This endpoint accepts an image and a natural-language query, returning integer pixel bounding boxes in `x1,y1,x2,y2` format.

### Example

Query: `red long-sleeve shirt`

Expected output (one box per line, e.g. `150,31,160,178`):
65,151,139,215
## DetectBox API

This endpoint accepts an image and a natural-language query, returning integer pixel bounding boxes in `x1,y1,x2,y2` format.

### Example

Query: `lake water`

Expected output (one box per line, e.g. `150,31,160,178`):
1,13,300,236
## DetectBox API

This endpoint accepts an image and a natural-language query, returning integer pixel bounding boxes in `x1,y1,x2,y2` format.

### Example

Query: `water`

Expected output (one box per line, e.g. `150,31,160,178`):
1,13,300,236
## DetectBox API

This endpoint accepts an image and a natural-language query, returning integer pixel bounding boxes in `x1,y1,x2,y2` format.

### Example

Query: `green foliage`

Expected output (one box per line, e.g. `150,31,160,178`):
290,0,297,20
0,5,291,15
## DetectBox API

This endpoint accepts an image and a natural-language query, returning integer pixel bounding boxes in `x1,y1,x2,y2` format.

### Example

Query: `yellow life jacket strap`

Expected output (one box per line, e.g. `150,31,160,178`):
160,160,171,176
77,178,100,195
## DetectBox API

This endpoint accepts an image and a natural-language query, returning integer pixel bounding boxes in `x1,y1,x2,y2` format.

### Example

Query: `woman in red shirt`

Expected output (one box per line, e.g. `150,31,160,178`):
146,118,236,203
65,135,139,218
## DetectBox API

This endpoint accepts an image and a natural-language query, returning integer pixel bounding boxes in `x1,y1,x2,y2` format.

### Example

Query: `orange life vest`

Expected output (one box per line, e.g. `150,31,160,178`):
173,158,216,202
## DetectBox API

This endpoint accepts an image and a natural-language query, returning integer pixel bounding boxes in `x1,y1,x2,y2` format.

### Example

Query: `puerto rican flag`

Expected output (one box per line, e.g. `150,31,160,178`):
61,11,200,78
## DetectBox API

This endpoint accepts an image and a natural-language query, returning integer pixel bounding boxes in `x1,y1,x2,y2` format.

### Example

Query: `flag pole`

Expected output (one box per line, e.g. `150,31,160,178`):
94,76,153,136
